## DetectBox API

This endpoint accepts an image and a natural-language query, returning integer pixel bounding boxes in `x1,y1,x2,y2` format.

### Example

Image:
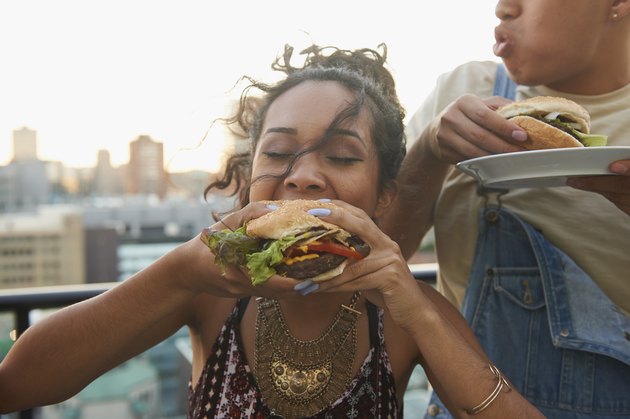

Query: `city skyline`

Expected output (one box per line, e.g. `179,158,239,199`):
6,126,214,174
0,0,499,172
1,126,221,217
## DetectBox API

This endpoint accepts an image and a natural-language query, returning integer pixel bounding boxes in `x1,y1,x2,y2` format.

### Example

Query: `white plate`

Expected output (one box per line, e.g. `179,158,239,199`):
456,146,630,189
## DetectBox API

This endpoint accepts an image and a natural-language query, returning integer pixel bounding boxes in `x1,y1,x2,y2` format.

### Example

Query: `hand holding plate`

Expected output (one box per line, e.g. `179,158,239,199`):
567,159,630,216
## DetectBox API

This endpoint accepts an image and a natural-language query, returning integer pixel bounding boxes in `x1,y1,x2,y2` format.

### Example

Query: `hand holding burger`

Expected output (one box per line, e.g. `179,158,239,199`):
497,96,608,150
201,199,370,285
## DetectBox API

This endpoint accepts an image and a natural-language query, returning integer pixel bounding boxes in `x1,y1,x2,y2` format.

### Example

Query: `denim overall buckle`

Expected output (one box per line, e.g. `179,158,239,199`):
477,185,509,222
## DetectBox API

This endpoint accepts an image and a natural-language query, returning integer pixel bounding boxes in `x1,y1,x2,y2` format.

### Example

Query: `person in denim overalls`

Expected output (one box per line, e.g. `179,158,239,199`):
417,65,630,419
383,1,630,417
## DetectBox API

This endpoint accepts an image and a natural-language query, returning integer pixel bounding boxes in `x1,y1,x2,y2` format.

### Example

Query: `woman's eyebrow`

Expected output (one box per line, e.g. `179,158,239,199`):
332,128,365,146
264,127,296,135
263,126,365,146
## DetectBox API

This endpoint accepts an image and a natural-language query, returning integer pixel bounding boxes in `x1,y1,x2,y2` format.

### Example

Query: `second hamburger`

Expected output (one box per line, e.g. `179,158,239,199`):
497,96,608,150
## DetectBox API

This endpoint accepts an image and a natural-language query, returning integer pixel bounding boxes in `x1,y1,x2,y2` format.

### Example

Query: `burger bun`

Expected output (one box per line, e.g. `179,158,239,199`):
309,260,348,283
246,199,348,240
508,116,583,150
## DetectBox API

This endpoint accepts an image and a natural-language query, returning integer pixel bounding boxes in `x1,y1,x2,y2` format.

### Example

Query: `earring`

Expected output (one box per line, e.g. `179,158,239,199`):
612,12,619,20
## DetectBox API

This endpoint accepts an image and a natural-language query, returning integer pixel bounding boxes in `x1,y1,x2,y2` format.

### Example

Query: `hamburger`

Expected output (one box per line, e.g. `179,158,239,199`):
200,199,370,285
497,96,607,150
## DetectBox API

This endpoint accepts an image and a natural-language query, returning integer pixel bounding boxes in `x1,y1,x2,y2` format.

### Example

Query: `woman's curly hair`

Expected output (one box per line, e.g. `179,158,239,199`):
204,44,406,210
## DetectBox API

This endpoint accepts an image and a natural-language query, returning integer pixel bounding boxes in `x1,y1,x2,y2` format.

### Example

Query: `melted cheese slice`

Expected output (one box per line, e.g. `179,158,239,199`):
282,253,320,266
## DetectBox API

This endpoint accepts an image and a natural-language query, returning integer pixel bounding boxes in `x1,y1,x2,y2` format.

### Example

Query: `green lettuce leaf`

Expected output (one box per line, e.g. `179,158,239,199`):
201,226,262,273
533,115,608,147
201,227,303,285
572,131,608,147
549,118,608,147
246,234,300,285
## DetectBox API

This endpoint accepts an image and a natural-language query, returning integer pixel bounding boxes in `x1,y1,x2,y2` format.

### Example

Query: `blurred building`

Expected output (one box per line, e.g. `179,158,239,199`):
0,160,50,211
12,126,38,160
82,194,234,244
127,135,166,199
41,358,161,419
0,207,85,288
85,227,119,283
167,170,214,200
93,149,124,196
0,127,51,211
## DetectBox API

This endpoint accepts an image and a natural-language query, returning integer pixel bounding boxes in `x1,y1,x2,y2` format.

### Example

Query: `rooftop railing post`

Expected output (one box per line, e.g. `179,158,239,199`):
15,308,33,419
15,308,30,342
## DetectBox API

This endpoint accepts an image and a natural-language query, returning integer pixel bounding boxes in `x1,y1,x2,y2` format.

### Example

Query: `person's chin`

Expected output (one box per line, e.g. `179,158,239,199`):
500,59,537,86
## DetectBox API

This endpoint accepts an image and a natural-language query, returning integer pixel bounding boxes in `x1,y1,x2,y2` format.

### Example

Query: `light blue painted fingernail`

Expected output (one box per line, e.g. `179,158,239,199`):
266,203,278,210
307,208,331,217
293,279,313,291
318,198,331,202
299,283,320,296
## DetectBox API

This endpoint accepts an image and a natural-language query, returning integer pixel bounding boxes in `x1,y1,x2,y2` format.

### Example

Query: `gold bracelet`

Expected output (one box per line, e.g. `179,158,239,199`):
464,363,512,415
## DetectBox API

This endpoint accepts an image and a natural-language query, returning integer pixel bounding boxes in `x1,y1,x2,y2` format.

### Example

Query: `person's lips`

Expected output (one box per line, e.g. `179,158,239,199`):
493,26,512,58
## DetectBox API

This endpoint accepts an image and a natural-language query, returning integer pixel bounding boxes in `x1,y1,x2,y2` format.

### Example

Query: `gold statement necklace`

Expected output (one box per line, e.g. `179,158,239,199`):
254,292,362,418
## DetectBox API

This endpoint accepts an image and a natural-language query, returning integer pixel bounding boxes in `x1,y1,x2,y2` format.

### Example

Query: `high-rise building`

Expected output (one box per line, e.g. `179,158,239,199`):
93,149,123,196
127,135,166,199
12,126,38,161
0,127,51,210
0,159,50,211
0,207,85,288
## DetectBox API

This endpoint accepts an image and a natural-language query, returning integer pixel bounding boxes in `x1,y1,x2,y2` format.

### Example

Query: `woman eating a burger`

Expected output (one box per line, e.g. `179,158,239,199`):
0,44,543,418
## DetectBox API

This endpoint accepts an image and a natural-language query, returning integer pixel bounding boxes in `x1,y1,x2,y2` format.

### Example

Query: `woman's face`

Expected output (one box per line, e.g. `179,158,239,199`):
249,80,387,218
493,0,613,89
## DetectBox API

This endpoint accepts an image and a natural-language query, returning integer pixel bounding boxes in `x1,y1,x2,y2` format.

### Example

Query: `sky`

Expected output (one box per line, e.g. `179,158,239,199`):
0,0,499,173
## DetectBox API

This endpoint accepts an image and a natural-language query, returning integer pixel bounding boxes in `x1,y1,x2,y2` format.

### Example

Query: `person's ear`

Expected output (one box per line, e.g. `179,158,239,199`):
610,0,630,20
373,180,397,221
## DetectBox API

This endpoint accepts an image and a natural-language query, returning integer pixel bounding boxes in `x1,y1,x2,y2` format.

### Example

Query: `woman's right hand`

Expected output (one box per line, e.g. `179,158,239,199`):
179,201,302,299
302,200,427,329
426,94,528,164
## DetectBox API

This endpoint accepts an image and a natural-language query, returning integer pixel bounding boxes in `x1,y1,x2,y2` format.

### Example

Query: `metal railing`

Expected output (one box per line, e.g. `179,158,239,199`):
0,263,437,419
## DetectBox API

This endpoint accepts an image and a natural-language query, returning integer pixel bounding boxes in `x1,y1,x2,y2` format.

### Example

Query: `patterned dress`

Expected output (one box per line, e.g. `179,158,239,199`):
188,298,400,418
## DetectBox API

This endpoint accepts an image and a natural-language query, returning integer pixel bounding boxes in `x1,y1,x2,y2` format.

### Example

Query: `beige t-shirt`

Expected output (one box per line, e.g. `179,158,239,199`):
406,61,630,314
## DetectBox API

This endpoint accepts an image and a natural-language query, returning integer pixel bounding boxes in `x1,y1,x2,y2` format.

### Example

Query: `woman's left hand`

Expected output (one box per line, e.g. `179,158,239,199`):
567,160,630,216
310,200,423,330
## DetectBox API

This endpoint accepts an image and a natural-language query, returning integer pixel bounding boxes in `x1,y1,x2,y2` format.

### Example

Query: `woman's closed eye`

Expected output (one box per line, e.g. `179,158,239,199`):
262,151,295,160
327,155,364,165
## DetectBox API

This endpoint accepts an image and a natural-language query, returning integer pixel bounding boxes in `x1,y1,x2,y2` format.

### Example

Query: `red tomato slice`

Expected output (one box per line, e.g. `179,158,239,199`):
307,241,365,259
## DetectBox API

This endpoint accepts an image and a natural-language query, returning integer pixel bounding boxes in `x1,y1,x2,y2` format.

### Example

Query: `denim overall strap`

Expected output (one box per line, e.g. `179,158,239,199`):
492,63,517,100
424,207,630,419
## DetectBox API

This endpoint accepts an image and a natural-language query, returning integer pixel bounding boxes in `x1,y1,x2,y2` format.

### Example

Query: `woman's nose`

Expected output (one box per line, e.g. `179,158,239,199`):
283,154,327,192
